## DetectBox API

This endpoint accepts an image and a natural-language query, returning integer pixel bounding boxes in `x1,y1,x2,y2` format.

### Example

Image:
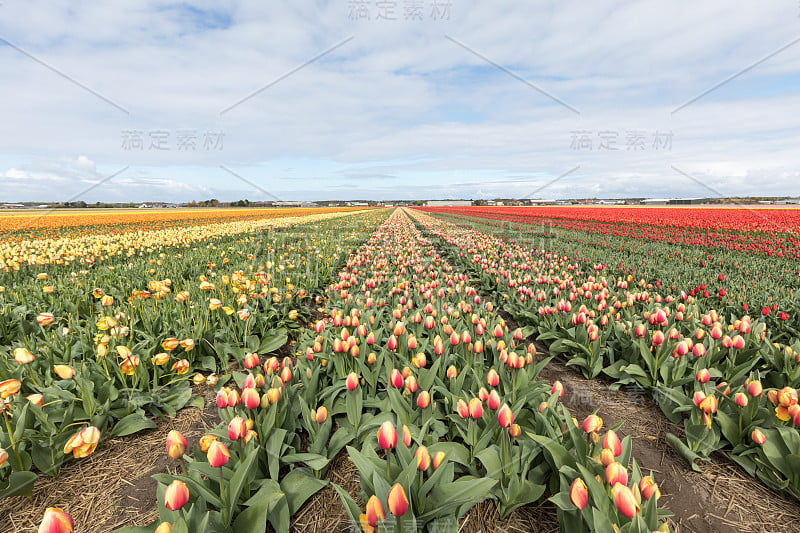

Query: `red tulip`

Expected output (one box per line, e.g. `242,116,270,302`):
695,368,710,383
166,430,187,460
602,429,621,457
432,451,446,470
751,428,766,445
487,389,501,410
416,390,430,409
377,421,397,450
569,478,588,510
638,475,660,501
228,416,247,441
415,446,431,470
387,483,409,517
486,369,499,387
605,461,628,487
456,399,469,419
582,414,603,434
38,508,74,533
468,398,483,419
402,424,411,447
611,483,639,518
365,494,385,526
207,440,230,467
164,479,190,511
346,372,359,390
497,404,513,428
390,368,403,389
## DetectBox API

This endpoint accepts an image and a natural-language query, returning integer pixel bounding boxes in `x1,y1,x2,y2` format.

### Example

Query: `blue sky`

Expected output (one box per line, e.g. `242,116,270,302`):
1,1,800,202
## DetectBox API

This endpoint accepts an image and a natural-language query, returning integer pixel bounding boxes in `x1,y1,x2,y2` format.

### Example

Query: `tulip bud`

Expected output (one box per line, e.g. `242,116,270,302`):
166,430,187,460
164,479,190,511
377,421,397,450
457,399,469,418
734,392,748,408
486,369,500,387
316,406,328,424
154,522,171,533
446,365,457,379
365,495,385,527
242,388,260,410
605,461,628,487
415,445,431,470
497,404,513,428
199,434,217,453
487,389,501,411
569,478,588,510
417,390,430,409
346,372,360,391
207,440,230,467
0,379,21,399
751,428,766,445
746,380,763,397
390,368,403,389
402,424,411,447
582,414,603,434
695,368,710,383
432,451,446,470
551,380,564,397
469,398,484,419
602,429,622,457
639,475,660,501
611,483,640,518
228,416,247,441
509,423,521,437
387,483,409,517
600,448,615,467
38,508,74,533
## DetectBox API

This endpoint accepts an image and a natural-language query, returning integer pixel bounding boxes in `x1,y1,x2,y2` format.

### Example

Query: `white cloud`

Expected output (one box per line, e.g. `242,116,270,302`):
0,1,798,201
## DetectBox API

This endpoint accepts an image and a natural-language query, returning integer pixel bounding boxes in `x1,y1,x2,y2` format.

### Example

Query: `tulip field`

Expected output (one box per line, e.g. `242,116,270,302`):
1,205,800,532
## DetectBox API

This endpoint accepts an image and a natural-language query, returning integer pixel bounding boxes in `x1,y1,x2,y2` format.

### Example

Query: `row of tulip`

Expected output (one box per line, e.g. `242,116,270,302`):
136,209,671,532
0,209,386,504
410,208,800,500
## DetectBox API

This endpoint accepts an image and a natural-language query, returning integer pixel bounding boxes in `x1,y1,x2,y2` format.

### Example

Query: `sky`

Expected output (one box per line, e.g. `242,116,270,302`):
1,1,799,202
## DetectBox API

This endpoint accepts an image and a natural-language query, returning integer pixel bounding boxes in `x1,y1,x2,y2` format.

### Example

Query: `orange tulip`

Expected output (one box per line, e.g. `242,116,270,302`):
53,365,74,379
154,522,171,533
14,347,35,364
63,426,101,458
180,338,195,351
486,369,499,387
432,451,446,470
387,483,409,517
456,399,469,419
36,313,55,326
199,434,217,453
751,428,766,445
0,379,21,398
0,448,8,468
315,406,328,424
638,475,660,501
38,507,74,533
171,359,190,375
402,424,411,447
569,478,588,510
162,338,180,351
164,479,190,511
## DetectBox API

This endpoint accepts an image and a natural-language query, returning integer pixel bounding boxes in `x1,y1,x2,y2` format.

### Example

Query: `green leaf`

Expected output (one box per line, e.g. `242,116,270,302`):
111,412,158,437
112,522,158,533
0,471,38,499
259,329,288,354
227,447,259,518
665,433,703,472
280,469,328,514
233,484,284,533
282,453,330,471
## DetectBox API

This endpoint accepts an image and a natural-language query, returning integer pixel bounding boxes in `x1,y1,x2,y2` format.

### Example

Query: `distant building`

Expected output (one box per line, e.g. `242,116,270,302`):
641,199,670,205
424,200,472,207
